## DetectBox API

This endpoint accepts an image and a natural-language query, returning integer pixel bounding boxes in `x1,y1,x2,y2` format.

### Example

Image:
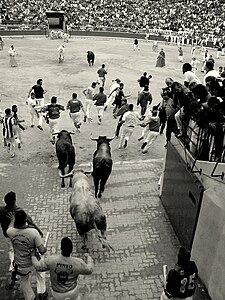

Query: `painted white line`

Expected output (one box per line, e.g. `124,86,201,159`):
51,158,163,169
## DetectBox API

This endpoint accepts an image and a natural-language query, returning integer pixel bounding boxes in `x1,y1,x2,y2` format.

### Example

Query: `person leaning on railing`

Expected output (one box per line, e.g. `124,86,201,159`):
207,97,225,161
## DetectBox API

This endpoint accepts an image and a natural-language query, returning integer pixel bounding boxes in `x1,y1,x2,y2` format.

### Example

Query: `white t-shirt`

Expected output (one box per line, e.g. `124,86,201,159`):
0,108,3,121
84,87,95,100
7,227,43,268
204,70,221,85
122,110,140,127
26,96,38,113
109,82,120,95
58,46,64,54
184,71,201,86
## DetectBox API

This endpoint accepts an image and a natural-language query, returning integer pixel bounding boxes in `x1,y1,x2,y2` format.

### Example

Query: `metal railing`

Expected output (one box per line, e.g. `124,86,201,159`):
180,118,225,178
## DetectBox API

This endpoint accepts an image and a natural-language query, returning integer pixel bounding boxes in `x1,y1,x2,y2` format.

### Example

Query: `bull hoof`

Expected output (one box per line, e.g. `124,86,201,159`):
61,184,65,188
69,183,72,188
98,193,102,198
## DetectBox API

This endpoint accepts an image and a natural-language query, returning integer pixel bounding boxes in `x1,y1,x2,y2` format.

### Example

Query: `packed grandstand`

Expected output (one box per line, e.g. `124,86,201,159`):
0,0,225,36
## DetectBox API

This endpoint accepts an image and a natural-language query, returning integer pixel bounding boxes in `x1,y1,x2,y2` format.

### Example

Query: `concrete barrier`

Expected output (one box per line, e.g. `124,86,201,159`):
192,188,225,300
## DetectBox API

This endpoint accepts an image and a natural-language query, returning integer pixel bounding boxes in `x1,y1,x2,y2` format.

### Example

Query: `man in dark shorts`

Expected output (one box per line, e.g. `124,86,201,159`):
28,79,46,130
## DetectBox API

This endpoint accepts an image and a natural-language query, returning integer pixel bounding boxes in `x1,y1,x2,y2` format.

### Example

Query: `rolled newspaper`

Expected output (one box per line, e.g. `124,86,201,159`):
163,264,168,288
44,232,50,248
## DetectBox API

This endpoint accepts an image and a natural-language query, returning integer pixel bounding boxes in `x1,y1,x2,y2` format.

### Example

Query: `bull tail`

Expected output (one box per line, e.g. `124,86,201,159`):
98,236,114,252
93,221,114,252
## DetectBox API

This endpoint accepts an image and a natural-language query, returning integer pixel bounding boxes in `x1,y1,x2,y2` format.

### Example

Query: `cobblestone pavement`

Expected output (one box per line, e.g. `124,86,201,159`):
0,160,211,300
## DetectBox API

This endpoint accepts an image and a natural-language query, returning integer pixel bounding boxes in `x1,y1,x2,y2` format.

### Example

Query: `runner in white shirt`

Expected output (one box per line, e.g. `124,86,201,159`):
58,45,65,63
182,63,201,88
204,61,221,85
118,104,141,149
104,78,121,110
26,92,40,127
82,82,97,121
7,210,47,300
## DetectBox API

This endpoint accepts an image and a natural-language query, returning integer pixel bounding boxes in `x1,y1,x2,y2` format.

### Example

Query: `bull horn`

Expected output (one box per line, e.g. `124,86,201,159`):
68,132,75,135
91,137,98,141
83,170,92,175
52,132,60,136
98,237,114,252
59,169,74,178
107,135,115,141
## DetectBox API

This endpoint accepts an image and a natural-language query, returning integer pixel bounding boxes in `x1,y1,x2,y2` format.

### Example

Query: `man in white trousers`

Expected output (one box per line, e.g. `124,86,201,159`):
0,191,43,288
26,92,40,128
93,86,107,125
104,78,121,111
42,96,65,144
118,104,141,149
28,79,46,131
67,93,86,132
7,209,48,300
82,82,97,122
139,105,160,154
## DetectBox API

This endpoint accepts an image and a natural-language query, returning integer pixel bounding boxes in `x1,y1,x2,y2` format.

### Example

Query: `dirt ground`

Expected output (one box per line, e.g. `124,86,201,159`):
0,36,222,167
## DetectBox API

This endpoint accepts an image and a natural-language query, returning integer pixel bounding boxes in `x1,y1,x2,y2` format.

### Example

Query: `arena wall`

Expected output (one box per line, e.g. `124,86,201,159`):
0,30,214,47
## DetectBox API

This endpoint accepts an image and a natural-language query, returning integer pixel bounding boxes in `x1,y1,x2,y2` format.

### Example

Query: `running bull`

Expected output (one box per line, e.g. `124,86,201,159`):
60,170,113,251
91,135,114,198
56,130,76,188
87,50,95,66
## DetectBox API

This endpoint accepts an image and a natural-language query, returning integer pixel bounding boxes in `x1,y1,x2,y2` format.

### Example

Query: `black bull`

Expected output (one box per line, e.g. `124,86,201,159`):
92,136,113,198
56,130,75,187
87,51,95,66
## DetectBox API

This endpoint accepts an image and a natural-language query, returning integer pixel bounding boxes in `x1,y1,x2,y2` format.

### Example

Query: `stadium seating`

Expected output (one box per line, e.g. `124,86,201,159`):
0,0,224,36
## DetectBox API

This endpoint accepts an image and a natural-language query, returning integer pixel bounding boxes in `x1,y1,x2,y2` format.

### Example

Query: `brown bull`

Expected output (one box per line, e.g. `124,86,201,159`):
61,170,113,251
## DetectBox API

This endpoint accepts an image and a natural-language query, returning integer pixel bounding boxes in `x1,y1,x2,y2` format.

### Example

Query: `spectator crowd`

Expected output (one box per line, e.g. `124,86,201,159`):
0,0,225,36
159,60,225,162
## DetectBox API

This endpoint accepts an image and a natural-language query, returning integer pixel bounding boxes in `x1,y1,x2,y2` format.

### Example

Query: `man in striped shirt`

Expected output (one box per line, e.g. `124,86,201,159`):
2,108,17,158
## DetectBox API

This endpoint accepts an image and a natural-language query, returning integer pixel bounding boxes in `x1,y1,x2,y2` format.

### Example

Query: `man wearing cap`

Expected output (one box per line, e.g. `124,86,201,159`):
104,78,121,111
161,247,198,300
31,237,94,300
